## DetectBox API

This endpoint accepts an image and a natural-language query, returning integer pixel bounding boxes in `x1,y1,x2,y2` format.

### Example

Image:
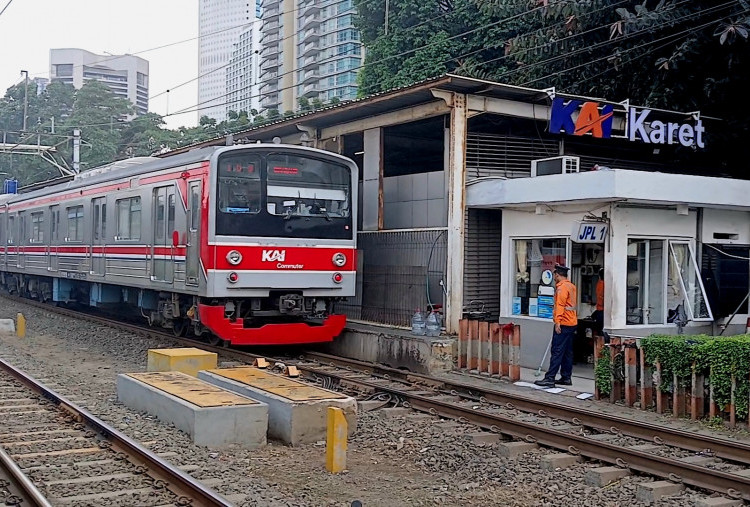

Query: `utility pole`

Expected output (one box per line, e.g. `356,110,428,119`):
385,0,389,35
72,129,81,173
21,70,29,131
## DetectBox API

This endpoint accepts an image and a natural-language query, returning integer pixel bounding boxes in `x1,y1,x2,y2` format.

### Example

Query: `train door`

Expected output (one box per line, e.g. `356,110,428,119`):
48,205,59,271
17,211,25,269
185,181,201,286
91,198,106,276
152,186,175,283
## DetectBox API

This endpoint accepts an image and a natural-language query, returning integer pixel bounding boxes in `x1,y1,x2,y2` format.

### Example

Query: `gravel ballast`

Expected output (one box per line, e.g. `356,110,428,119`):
0,297,741,506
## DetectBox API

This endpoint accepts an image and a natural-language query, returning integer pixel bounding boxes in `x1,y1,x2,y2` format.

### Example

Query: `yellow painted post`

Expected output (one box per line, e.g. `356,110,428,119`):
16,313,25,338
326,407,347,473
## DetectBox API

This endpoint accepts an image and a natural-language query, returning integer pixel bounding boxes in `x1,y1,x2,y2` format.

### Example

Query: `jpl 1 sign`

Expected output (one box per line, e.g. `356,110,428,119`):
572,222,607,243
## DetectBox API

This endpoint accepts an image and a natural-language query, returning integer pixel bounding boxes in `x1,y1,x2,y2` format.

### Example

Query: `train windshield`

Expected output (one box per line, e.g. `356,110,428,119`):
215,150,352,239
266,154,350,219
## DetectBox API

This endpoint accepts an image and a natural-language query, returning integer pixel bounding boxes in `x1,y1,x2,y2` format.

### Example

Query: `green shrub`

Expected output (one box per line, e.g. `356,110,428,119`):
639,334,750,419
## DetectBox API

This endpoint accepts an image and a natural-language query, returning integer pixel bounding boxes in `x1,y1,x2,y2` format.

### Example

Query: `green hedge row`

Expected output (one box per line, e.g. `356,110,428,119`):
640,334,750,419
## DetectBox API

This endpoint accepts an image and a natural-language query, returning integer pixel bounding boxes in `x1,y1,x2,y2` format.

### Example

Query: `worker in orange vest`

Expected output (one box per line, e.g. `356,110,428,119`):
535,264,578,387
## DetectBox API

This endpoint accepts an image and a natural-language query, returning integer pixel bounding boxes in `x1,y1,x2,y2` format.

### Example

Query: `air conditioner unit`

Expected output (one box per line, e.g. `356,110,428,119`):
531,156,580,177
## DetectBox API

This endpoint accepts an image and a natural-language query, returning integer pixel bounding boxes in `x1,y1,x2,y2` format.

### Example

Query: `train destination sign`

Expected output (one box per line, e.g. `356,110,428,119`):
548,98,706,149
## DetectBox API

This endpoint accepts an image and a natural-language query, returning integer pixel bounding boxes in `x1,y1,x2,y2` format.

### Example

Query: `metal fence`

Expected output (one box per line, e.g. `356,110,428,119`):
339,228,448,327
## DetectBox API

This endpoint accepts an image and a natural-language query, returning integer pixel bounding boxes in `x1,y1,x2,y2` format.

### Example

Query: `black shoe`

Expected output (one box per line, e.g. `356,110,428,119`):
534,379,555,388
556,378,572,386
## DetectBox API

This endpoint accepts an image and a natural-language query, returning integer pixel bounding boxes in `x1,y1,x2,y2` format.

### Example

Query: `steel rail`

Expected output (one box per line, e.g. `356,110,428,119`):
6,294,750,498
0,444,52,507
0,357,233,507
298,350,750,465
299,366,750,501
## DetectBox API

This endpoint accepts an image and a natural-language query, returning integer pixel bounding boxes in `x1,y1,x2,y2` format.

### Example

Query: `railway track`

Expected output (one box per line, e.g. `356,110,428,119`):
0,354,232,506
5,293,750,502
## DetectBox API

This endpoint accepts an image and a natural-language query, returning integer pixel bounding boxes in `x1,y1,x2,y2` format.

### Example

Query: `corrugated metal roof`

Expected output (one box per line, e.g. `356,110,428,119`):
160,73,717,157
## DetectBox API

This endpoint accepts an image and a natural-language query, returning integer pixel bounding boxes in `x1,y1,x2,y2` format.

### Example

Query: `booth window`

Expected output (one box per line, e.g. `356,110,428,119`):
513,238,567,316
627,239,712,325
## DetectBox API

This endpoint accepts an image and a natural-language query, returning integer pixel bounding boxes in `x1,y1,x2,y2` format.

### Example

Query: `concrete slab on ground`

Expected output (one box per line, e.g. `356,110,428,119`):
117,371,267,448
146,348,217,377
321,322,455,374
199,367,357,446
0,319,15,334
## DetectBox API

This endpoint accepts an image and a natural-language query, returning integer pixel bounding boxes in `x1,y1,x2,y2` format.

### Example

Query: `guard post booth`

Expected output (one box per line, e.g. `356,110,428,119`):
466,100,750,372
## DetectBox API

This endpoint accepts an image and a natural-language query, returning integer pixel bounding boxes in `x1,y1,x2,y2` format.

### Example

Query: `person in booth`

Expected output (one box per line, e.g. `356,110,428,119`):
592,268,604,334
535,264,578,388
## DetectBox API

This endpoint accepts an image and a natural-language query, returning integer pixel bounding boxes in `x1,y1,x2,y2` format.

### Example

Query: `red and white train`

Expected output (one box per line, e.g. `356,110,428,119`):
0,144,358,345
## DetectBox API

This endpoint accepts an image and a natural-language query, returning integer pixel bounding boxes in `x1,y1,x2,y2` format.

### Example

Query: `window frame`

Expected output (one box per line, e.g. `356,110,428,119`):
510,236,570,320
30,212,44,243
115,196,142,241
625,236,714,326
66,205,84,242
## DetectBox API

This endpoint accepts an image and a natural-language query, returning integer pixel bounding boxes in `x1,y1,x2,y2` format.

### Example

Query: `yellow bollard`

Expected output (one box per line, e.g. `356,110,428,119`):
16,313,25,338
325,407,347,473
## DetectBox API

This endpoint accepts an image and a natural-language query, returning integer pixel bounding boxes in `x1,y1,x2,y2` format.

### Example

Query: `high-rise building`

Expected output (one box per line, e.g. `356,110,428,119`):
258,0,363,114
49,49,149,115
226,25,261,118
198,0,255,121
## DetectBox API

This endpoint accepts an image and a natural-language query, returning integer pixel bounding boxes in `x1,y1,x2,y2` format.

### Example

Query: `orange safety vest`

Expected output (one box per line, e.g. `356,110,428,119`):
596,280,604,311
554,279,578,327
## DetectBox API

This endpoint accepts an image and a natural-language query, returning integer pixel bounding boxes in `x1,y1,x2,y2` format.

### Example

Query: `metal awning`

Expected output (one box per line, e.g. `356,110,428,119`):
466,169,750,211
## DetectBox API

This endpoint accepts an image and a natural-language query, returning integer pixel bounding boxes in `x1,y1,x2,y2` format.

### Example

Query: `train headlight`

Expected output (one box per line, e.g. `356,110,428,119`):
226,250,243,266
332,252,346,267
228,272,239,283
332,272,343,284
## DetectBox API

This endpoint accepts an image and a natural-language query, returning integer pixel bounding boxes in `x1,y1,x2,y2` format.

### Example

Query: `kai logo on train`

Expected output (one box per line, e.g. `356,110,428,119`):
261,249,286,262
548,97,706,148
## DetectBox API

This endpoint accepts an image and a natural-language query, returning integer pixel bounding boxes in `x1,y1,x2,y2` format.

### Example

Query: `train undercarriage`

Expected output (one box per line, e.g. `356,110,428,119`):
0,272,347,346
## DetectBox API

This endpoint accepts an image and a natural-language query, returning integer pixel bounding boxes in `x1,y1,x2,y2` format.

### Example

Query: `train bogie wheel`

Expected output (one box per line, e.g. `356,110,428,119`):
207,334,222,346
172,319,188,337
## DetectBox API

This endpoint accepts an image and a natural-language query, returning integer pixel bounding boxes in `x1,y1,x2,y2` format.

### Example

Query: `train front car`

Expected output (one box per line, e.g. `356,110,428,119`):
196,145,357,346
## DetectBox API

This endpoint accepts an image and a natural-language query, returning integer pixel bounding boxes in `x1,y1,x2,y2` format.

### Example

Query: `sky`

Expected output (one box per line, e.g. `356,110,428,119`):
0,0,200,129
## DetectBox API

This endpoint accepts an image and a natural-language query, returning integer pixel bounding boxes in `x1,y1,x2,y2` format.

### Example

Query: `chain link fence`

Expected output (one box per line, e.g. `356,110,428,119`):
339,228,447,327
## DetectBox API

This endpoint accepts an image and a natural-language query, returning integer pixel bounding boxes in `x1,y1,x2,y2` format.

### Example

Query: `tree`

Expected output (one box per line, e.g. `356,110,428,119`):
311,98,324,110
297,96,311,111
64,81,134,170
355,0,750,167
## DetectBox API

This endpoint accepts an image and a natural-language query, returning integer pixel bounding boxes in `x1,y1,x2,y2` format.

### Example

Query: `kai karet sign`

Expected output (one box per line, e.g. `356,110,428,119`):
548,97,706,149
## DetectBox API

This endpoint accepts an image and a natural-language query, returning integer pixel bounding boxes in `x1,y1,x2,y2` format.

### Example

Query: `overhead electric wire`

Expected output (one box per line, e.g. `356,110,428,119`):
0,0,15,18
167,0,572,117
470,0,737,86
516,3,743,86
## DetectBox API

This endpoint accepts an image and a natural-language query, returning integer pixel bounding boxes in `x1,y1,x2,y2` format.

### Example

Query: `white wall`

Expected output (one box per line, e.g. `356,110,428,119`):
702,209,750,245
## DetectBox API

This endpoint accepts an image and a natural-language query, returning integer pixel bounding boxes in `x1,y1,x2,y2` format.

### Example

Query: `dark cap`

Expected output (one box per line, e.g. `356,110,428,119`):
554,264,570,275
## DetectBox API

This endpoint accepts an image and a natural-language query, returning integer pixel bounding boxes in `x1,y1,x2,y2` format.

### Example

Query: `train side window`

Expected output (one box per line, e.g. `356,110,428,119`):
155,191,165,240
66,206,84,242
116,197,141,241
102,204,107,239
190,184,200,231
50,207,59,241
31,212,44,243
167,194,175,235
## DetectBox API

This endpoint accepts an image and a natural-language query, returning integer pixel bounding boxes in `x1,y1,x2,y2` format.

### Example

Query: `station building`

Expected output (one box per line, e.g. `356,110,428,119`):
166,74,750,370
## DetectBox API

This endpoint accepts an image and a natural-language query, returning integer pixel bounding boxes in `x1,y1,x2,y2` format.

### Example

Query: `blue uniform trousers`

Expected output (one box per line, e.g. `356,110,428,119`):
544,325,576,382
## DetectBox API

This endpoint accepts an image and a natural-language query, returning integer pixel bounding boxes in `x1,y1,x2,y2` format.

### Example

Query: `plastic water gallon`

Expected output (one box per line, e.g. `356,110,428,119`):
411,309,426,336
425,311,441,336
